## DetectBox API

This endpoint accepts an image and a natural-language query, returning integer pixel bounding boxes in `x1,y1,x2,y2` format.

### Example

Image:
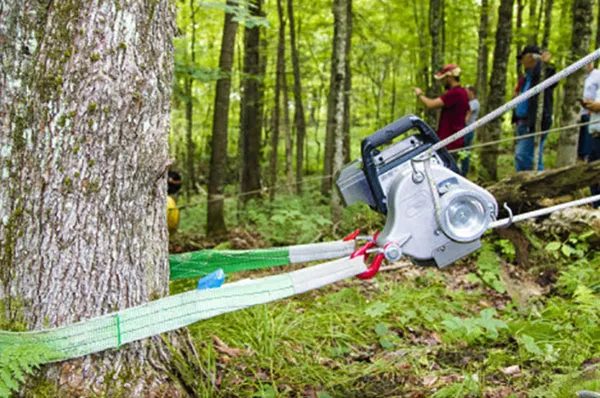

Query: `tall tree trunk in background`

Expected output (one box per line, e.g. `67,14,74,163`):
208,2,238,237
515,0,524,77
426,0,443,127
240,0,264,202
541,0,553,49
556,0,593,167
528,0,538,44
342,0,353,164
480,0,515,181
185,1,198,195
328,0,350,223
476,0,490,108
0,1,197,394
412,0,430,121
288,0,307,194
270,0,285,201
276,0,293,189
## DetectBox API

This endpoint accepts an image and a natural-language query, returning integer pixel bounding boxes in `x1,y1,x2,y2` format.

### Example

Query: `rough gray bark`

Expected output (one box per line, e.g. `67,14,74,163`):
556,0,593,167
475,0,490,108
208,2,238,237
287,0,307,194
185,0,198,195
329,0,350,223
479,0,514,181
426,0,443,127
240,0,264,202
0,0,196,395
515,0,524,77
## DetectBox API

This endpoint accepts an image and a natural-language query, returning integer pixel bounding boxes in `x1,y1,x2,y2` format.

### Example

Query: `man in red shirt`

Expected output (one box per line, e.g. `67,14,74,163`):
413,64,470,151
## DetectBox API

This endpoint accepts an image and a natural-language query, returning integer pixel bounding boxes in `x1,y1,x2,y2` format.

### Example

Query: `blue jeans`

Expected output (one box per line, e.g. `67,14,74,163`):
515,123,547,172
460,131,475,176
589,134,600,208
578,114,591,160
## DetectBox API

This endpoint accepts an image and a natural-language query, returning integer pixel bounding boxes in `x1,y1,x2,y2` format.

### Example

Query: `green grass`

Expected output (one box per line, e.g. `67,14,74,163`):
167,192,600,397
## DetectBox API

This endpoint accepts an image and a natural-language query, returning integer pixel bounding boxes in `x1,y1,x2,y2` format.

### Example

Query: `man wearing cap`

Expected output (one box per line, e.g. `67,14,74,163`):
513,44,556,171
413,64,470,151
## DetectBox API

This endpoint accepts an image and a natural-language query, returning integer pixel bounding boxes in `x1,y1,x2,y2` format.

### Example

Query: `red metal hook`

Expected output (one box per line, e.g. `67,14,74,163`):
350,232,383,279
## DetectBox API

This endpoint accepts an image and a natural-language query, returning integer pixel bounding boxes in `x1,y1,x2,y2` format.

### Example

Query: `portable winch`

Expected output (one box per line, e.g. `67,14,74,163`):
336,115,498,270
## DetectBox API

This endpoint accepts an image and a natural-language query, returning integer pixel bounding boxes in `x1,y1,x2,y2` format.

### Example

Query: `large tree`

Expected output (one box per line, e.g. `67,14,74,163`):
426,0,444,127
0,0,195,394
556,0,593,167
479,0,515,181
208,1,239,237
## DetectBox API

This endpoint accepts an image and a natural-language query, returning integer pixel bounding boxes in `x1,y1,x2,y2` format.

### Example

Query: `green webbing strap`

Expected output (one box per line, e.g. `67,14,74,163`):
0,257,367,364
169,240,356,280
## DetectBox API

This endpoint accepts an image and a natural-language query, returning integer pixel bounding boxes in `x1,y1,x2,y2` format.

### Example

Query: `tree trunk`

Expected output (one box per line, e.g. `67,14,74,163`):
487,160,600,212
515,0,524,77
475,0,490,108
329,0,350,223
541,0,553,49
480,0,515,181
287,0,307,194
240,0,264,202
426,0,443,127
208,2,239,237
0,0,196,395
185,0,198,195
556,0,593,167
528,0,538,44
342,0,353,164
270,0,286,201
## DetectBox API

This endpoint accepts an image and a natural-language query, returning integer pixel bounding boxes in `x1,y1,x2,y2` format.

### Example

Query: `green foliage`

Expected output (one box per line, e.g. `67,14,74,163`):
0,344,57,397
441,308,508,345
474,243,506,293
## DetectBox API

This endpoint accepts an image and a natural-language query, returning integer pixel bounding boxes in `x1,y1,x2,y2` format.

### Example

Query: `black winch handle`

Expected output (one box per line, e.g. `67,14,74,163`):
360,114,457,214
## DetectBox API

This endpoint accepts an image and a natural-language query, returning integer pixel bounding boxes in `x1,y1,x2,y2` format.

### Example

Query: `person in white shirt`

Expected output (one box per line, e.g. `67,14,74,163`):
578,63,600,160
460,85,480,176
581,97,600,208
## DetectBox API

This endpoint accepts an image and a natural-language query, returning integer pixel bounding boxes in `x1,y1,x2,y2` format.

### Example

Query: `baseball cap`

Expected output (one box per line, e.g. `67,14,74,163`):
434,64,461,79
517,44,541,60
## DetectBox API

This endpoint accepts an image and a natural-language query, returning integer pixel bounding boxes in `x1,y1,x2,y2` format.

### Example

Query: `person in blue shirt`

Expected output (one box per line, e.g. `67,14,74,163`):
512,45,557,171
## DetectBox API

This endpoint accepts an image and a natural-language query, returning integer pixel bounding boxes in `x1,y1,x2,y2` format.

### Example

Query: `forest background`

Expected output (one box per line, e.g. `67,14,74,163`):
171,0,598,239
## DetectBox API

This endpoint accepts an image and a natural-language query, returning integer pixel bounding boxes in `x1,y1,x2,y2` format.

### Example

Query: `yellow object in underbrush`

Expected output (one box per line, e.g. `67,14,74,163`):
167,195,180,234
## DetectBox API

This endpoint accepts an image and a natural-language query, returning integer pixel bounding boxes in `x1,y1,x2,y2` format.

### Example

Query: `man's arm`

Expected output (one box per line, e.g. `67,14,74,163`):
413,87,444,110
583,99,600,113
465,109,472,123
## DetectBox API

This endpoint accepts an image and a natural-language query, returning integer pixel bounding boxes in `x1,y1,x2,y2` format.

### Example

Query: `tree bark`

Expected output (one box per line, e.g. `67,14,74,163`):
328,0,350,223
556,0,593,167
240,0,264,202
0,0,198,394
487,161,600,212
426,0,443,127
479,0,515,181
515,0,524,77
287,0,307,194
596,0,600,67
208,1,239,237
475,0,490,108
342,0,353,164
185,0,198,195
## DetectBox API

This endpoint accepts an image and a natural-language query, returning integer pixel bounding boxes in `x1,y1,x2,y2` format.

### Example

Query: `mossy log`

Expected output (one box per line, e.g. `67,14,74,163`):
486,160,600,213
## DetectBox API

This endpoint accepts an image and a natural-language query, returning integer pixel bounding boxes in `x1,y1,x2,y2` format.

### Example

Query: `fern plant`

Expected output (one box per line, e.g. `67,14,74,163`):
0,343,57,397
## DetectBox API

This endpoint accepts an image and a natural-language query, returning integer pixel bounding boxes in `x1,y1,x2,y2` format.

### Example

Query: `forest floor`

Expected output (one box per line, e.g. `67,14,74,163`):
168,192,600,398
